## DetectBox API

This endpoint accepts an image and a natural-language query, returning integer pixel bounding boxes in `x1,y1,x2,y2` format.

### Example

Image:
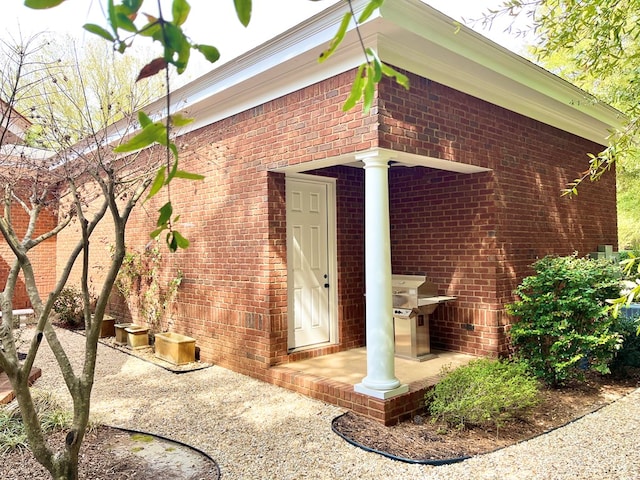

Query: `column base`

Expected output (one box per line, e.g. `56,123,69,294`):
354,382,409,400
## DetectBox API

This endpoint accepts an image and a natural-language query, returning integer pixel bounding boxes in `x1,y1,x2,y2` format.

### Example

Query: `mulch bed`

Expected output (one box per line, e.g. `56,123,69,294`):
332,373,640,463
1,426,220,479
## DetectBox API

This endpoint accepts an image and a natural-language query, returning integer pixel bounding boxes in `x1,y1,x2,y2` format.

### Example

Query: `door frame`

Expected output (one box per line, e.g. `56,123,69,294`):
286,173,338,352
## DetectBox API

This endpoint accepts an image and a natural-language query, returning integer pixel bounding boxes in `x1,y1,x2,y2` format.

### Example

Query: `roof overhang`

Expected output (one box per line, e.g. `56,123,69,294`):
272,147,491,174
139,0,624,148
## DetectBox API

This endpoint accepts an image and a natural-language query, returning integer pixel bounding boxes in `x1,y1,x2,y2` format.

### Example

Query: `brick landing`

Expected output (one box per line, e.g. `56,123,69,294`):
267,348,476,425
267,365,434,425
0,368,42,404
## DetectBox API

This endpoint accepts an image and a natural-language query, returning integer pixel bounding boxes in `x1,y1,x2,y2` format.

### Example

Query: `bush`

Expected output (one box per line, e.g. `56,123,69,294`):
425,359,540,430
52,286,84,328
506,255,622,387
611,314,640,374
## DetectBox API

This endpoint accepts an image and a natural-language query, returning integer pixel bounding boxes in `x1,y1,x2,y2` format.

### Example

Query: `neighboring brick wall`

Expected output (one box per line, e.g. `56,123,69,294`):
0,203,57,310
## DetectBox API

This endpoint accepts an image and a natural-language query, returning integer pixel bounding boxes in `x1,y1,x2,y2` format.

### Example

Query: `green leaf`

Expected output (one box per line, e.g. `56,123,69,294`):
167,232,177,252
381,63,410,89
161,22,191,73
319,12,351,63
114,123,166,152
138,20,161,38
358,0,384,23
115,10,137,32
343,64,365,111
366,48,383,83
169,114,194,127
167,157,179,182
24,0,65,8
157,202,173,227
107,0,117,33
147,166,167,200
172,0,191,26
83,24,115,42
234,0,252,27
122,0,143,14
138,111,153,128
173,230,190,249
195,44,220,63
169,142,179,159
150,226,165,239
173,170,205,180
363,68,375,113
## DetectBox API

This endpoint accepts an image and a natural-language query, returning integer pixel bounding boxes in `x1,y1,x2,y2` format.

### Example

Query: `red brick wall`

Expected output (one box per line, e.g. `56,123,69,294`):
379,72,617,355
90,71,377,377
48,67,617,377
0,203,57,310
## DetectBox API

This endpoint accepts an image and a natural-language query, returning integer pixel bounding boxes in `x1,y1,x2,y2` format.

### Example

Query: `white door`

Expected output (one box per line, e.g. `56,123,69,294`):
287,177,333,349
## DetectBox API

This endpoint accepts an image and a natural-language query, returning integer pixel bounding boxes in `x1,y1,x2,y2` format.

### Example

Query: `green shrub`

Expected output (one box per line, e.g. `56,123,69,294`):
611,314,640,374
425,359,540,430
506,255,622,387
52,286,84,328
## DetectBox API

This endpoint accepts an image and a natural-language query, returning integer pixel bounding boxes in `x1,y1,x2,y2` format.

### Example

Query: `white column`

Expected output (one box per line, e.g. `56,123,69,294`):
354,153,408,399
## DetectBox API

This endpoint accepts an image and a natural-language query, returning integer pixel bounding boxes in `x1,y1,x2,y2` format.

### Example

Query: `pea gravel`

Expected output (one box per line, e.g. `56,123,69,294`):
17,328,640,479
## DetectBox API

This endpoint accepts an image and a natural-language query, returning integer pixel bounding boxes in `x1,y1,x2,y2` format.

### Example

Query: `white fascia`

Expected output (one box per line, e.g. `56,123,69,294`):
141,0,377,135
122,0,623,148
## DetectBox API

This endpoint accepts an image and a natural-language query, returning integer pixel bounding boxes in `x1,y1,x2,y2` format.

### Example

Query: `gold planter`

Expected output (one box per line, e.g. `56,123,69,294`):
115,323,134,345
154,332,196,365
125,326,150,349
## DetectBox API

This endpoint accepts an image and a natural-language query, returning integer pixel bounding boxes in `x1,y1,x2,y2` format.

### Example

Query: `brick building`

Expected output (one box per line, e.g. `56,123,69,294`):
7,0,622,422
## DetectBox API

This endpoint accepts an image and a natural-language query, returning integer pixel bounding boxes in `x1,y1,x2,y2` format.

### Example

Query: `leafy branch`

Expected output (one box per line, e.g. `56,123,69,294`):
319,0,409,113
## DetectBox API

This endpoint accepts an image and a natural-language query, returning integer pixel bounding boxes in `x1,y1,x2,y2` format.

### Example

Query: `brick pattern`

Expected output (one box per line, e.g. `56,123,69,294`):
0,202,57,310
20,68,617,424
380,72,617,356
268,365,434,426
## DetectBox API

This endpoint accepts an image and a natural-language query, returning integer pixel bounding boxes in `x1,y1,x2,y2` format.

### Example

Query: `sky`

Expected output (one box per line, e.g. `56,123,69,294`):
0,0,534,79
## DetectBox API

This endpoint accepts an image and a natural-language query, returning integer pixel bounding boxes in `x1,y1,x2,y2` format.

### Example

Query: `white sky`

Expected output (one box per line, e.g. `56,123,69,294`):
0,0,533,79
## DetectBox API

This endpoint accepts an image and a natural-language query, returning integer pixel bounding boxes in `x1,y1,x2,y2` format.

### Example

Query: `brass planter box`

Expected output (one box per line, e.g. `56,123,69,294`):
125,325,150,349
154,332,195,365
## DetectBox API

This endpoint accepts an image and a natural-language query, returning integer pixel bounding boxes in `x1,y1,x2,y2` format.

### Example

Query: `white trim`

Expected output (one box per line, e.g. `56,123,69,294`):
105,0,624,156
285,173,338,351
274,147,492,175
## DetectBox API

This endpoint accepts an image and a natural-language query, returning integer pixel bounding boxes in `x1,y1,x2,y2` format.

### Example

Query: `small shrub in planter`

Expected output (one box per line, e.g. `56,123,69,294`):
52,287,84,328
506,255,622,387
425,359,540,431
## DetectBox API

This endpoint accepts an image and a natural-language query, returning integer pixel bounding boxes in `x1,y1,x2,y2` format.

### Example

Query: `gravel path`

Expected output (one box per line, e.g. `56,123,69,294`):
21,328,640,479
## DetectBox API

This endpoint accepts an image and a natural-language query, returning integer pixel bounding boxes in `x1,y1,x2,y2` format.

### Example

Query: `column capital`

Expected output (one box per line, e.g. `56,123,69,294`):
355,148,395,167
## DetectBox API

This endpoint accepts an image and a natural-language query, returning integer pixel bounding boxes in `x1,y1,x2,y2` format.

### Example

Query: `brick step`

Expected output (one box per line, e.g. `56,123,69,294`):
0,367,42,404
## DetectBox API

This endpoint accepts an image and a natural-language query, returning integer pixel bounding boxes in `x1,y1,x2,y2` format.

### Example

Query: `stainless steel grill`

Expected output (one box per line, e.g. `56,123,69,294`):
392,274,455,361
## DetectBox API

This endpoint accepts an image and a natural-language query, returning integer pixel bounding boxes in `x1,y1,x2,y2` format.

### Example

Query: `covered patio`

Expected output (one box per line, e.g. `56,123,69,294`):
267,348,476,425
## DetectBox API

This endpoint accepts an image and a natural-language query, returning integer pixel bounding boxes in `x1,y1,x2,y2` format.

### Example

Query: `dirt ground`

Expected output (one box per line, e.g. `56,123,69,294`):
333,373,640,462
